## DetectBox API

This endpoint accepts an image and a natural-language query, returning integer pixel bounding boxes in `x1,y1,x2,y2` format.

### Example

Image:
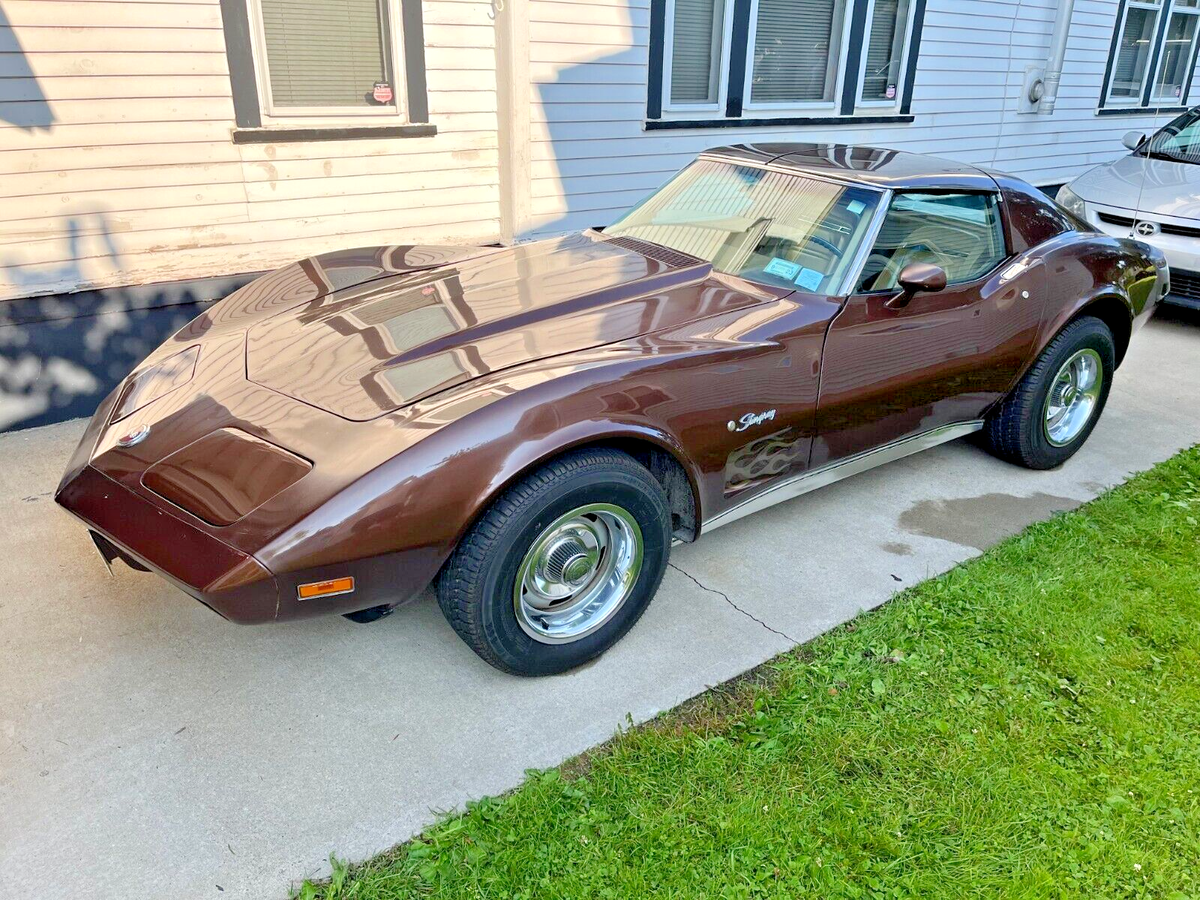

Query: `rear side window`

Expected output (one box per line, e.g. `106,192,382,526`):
857,192,1006,292
1003,187,1080,252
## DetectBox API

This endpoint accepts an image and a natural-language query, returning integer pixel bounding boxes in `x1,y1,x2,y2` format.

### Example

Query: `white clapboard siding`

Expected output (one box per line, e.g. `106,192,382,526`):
0,215,502,298
0,52,232,79
2,75,235,102
0,0,502,300
525,0,1200,237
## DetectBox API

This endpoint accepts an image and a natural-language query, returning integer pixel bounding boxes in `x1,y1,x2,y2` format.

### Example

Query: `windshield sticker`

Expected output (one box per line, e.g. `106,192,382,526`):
846,199,866,215
794,267,824,291
763,257,802,280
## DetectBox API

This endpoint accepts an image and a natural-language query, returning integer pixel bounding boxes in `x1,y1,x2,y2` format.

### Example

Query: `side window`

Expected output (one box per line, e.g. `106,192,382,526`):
652,0,923,121
221,0,432,132
249,0,402,118
1101,0,1200,110
857,192,1006,292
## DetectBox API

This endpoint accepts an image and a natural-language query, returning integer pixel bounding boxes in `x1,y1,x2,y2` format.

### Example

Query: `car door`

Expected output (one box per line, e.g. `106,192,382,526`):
813,190,1045,467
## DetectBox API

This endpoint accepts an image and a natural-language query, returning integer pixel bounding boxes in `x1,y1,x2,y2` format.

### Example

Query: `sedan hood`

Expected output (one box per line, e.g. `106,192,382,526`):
246,232,758,420
1072,152,1200,219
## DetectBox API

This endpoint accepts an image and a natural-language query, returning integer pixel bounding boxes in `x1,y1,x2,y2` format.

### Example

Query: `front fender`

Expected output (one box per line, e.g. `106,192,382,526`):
254,332,778,620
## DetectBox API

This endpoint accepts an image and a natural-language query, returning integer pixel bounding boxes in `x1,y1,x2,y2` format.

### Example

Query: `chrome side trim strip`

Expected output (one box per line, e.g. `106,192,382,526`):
702,421,985,535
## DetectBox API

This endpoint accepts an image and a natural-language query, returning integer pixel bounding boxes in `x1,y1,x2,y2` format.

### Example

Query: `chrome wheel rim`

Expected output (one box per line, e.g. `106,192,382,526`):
513,503,643,644
1043,348,1103,447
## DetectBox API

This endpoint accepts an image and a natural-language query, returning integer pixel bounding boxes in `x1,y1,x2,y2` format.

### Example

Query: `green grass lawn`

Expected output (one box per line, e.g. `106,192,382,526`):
300,447,1200,900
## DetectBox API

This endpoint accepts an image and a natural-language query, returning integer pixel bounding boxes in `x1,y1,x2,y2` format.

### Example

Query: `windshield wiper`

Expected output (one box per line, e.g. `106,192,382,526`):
1142,149,1195,165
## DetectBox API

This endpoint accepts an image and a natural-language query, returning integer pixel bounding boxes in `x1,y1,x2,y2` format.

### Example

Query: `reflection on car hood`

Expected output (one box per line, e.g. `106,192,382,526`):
246,232,764,420
1072,152,1200,219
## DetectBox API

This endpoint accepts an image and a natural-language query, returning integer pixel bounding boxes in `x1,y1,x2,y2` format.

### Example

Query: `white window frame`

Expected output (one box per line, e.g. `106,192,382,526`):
854,0,917,109
741,0,854,112
1150,1,1200,100
662,0,738,114
1105,0,1163,106
245,0,408,123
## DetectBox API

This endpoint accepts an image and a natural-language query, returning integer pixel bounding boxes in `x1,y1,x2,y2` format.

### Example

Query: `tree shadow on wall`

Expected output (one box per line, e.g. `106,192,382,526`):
526,6,672,241
0,215,255,431
1,2,55,130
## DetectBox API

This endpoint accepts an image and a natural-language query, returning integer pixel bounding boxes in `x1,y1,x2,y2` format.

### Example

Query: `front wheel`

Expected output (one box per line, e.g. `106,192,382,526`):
980,315,1115,469
437,449,671,676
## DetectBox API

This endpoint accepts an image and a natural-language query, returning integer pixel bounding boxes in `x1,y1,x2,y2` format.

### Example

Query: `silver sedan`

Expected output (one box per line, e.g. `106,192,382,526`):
1057,106,1200,310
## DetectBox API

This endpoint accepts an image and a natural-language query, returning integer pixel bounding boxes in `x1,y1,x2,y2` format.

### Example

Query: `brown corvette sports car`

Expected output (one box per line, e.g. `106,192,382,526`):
57,143,1165,675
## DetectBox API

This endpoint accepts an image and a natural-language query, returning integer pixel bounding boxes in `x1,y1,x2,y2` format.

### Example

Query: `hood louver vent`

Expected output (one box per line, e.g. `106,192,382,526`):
601,235,703,269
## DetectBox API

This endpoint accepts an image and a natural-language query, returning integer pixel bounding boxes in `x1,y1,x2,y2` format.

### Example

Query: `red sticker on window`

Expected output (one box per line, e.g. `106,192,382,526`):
373,82,393,104
885,84,896,100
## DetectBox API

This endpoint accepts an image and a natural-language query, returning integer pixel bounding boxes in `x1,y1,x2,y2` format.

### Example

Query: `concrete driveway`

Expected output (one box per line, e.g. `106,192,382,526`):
2,312,1197,900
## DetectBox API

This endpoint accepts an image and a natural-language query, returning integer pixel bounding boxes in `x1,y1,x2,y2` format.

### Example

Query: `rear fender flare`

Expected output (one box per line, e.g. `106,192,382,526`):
1036,288,1134,369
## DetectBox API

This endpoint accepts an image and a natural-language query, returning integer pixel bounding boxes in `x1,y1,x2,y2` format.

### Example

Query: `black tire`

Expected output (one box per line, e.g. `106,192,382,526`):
437,449,671,676
981,315,1116,470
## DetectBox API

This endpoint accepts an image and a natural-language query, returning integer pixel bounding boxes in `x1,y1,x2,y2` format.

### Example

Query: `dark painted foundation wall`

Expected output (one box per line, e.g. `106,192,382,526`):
0,273,258,433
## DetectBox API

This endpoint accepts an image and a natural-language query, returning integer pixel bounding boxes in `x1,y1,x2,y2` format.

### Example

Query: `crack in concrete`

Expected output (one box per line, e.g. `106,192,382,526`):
668,562,799,645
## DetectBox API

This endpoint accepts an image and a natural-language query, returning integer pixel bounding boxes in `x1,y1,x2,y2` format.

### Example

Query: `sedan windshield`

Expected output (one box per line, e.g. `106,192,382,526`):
605,160,882,294
1141,107,1200,165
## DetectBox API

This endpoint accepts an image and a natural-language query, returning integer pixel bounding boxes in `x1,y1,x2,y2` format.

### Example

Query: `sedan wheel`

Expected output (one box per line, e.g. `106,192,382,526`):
438,449,671,676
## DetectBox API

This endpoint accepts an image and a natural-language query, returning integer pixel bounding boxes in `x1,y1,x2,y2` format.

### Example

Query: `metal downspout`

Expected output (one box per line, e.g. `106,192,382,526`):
1039,0,1075,114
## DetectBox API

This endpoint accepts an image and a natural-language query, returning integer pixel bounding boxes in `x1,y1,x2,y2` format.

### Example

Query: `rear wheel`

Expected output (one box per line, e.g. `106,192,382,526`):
437,449,671,676
981,315,1115,469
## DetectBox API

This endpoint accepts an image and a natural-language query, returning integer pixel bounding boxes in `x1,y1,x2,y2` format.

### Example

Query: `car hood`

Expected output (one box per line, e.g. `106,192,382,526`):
245,231,760,420
1072,152,1200,219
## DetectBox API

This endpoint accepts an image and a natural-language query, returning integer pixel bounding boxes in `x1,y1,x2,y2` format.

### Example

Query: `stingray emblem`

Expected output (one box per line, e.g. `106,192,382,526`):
727,409,777,432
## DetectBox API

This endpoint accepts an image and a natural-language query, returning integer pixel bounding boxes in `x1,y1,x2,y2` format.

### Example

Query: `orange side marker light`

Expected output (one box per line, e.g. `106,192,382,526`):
297,577,355,600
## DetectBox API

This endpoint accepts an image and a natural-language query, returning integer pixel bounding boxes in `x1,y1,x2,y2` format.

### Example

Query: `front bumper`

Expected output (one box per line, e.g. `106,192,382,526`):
56,465,280,623
1087,202,1200,309
1158,269,1200,310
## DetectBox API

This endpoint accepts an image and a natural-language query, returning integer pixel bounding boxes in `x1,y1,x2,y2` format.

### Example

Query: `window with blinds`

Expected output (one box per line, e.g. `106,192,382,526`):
669,0,728,106
1152,4,1200,99
257,0,395,111
861,0,911,101
1110,3,1160,100
749,0,847,105
651,0,924,120
1104,0,1200,107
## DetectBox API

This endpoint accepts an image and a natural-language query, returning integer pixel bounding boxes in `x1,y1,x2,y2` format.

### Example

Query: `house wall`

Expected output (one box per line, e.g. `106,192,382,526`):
0,0,502,303
526,0,1200,237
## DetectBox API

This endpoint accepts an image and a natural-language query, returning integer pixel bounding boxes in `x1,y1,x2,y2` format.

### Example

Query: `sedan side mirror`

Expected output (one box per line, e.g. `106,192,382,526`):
887,262,948,308
1122,130,1147,151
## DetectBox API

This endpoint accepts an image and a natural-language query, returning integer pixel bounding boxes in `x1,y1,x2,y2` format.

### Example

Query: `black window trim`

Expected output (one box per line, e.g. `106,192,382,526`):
1098,0,1200,114
219,0,434,140
646,0,927,129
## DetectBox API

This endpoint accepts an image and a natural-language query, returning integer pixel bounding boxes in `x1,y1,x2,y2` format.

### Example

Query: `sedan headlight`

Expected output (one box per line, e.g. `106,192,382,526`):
1056,184,1088,221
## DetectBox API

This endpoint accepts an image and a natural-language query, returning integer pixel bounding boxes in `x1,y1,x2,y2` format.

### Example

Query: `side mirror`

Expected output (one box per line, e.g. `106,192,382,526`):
1122,130,1147,151
887,262,948,308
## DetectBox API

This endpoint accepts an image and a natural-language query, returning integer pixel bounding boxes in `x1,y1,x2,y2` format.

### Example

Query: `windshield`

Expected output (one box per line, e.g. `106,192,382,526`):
1140,107,1200,165
605,160,883,295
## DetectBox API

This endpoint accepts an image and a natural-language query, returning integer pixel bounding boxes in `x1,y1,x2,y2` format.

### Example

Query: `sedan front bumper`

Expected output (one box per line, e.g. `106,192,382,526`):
1088,202,1200,309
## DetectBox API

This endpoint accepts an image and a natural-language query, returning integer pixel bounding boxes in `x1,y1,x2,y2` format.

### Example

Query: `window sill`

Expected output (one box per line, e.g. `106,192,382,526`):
645,113,914,130
1096,106,1189,117
232,123,437,144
